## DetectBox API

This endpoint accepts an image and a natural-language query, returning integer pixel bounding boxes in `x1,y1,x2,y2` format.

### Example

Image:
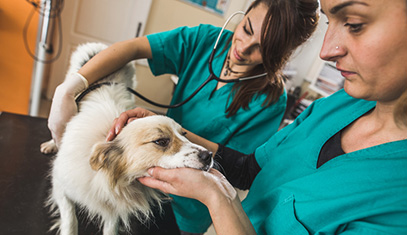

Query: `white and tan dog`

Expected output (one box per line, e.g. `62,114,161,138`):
42,43,213,235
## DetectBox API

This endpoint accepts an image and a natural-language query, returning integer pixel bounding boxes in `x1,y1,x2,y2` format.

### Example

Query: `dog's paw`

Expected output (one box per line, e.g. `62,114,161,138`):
40,139,58,154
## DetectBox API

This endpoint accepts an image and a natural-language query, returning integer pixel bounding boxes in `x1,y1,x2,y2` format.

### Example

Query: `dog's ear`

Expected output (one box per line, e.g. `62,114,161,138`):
90,141,127,188
89,141,124,171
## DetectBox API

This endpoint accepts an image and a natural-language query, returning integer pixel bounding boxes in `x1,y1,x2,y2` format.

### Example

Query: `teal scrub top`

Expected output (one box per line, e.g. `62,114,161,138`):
147,24,287,233
244,89,407,234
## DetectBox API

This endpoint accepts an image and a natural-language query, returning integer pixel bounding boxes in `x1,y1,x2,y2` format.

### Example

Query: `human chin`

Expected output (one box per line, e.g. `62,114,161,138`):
343,80,375,101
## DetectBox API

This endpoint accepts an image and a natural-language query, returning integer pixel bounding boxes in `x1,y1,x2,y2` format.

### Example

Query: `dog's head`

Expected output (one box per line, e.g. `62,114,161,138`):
89,115,213,187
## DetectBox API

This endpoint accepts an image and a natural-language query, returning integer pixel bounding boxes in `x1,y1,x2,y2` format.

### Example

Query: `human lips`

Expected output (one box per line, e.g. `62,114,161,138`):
337,67,356,78
233,49,245,62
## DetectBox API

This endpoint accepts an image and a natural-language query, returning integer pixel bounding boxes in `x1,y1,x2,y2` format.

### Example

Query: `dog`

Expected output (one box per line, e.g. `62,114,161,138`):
41,42,213,235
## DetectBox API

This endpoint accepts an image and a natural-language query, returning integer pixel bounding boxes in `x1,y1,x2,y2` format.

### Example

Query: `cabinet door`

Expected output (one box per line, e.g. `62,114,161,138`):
46,0,152,99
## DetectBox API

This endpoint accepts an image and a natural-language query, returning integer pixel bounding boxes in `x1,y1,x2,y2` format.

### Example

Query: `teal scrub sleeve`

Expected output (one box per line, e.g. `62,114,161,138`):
146,25,207,76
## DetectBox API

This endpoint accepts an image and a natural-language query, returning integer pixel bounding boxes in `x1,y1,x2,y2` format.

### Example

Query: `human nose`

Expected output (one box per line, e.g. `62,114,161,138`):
239,37,257,55
319,27,345,62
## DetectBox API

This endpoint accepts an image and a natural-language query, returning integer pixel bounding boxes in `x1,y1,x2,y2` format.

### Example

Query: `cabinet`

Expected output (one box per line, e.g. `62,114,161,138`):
307,58,344,97
45,0,152,99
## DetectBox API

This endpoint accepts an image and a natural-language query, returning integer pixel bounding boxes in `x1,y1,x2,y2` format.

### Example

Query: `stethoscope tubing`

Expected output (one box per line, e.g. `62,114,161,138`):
128,11,266,109
126,77,213,109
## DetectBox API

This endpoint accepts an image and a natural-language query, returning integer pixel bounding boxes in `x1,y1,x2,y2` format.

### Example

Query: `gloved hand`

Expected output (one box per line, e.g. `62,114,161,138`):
47,72,88,147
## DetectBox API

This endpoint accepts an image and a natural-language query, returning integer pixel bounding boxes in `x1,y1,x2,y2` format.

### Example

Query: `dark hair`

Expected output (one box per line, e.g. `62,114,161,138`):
393,0,406,128
225,0,319,117
395,90,407,128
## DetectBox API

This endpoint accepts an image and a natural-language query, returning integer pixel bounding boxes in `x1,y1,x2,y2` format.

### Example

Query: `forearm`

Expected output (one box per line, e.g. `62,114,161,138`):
138,167,256,235
207,183,256,235
182,128,219,154
78,37,152,84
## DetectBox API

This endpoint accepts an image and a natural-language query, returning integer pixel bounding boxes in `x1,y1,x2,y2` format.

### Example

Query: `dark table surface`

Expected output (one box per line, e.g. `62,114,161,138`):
0,112,180,235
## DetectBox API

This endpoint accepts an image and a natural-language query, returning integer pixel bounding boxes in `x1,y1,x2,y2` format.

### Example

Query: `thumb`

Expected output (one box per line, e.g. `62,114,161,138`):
140,167,178,193
148,167,174,181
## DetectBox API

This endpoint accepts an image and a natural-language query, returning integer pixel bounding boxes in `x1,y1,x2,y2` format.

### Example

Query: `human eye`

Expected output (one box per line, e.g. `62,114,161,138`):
243,24,252,35
344,22,364,33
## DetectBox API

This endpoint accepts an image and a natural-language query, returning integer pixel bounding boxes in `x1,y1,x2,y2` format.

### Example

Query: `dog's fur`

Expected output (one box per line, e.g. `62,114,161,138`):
42,43,213,235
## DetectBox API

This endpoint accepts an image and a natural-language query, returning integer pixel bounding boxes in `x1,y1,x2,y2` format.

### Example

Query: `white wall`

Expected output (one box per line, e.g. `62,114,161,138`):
144,0,249,34
287,13,328,87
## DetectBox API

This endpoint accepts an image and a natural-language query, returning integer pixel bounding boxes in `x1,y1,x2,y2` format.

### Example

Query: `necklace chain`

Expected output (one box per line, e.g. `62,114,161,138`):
224,54,244,77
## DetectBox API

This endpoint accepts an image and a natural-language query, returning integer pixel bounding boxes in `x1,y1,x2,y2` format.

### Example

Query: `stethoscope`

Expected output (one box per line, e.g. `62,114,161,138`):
128,11,266,109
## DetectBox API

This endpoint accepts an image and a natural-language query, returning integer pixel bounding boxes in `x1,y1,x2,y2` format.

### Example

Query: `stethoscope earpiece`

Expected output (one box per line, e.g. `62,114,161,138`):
210,11,267,83
213,11,245,50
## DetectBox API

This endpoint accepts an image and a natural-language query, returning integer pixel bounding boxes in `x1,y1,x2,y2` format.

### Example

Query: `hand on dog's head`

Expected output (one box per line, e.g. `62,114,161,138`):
90,116,213,188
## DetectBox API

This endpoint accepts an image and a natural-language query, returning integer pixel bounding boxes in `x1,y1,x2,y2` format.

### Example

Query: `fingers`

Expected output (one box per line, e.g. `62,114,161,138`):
139,167,184,194
138,167,176,194
209,168,225,179
140,167,207,199
138,176,173,194
147,167,176,182
138,167,231,205
127,117,138,123
106,107,157,141
125,107,157,118
48,120,64,147
106,113,129,141
115,112,131,131
51,132,62,148
47,88,78,147
106,118,117,141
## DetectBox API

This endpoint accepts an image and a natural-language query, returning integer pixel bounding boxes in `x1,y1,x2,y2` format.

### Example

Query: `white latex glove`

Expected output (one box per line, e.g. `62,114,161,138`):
47,73,88,147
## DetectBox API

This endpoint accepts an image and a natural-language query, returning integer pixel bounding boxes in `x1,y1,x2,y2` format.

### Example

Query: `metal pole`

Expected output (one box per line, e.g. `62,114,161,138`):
29,0,55,116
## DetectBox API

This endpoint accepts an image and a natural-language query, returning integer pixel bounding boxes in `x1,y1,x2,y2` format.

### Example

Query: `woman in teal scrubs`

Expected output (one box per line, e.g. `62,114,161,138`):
132,0,407,234
145,22,290,233
47,0,319,233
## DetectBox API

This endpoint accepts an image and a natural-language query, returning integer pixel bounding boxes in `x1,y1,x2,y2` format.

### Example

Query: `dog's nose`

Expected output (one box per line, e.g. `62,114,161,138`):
198,150,212,165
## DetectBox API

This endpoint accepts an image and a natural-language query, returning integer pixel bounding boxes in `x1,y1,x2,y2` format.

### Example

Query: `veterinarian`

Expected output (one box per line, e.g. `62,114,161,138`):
113,0,407,234
47,0,319,234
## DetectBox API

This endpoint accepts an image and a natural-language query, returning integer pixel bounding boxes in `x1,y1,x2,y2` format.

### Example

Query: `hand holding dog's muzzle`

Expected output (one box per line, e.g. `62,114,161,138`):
139,167,237,207
48,73,88,147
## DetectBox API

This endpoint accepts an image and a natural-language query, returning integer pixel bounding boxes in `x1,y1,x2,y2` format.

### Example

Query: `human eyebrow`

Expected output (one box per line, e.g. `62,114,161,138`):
328,1,368,15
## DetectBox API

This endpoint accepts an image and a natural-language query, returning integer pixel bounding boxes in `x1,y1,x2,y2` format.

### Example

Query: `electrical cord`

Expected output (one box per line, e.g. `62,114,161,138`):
23,0,64,63
25,0,64,17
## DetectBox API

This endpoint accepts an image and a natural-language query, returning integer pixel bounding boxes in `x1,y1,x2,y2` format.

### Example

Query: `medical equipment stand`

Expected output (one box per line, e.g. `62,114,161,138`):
29,0,56,116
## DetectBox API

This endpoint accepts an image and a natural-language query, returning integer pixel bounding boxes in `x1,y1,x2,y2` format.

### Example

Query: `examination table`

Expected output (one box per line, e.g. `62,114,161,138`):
0,112,180,235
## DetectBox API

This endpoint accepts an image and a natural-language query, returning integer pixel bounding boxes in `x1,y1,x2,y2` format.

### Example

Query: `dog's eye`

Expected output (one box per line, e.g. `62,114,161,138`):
181,131,187,136
152,138,170,147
